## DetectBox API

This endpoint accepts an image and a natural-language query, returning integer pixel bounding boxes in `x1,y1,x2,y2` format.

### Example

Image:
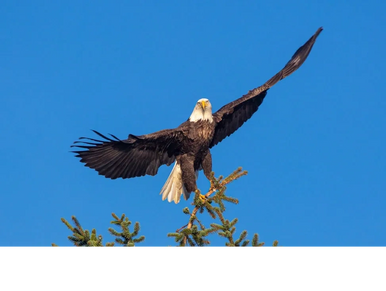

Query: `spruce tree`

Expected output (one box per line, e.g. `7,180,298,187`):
54,168,278,247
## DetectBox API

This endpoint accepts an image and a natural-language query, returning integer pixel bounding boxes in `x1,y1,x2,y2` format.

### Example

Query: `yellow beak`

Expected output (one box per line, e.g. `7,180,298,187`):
201,100,206,110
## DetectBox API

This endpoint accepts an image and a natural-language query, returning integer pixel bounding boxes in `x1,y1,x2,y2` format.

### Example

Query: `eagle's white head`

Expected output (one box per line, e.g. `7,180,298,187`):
189,98,213,122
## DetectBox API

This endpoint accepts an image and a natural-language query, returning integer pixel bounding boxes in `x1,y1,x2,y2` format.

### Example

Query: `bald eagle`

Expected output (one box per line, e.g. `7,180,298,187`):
72,27,322,203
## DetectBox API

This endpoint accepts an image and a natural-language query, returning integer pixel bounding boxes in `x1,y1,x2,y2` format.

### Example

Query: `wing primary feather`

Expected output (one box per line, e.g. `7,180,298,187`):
91,130,116,142
71,145,96,150
264,26,323,89
71,141,100,146
109,133,121,140
78,137,105,143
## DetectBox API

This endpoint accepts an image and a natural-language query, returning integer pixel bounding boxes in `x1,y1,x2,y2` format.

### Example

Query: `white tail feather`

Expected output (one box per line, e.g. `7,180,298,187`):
160,162,189,204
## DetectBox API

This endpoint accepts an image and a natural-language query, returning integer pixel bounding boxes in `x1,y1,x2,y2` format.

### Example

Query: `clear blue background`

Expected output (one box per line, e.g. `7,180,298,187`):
1,0,385,246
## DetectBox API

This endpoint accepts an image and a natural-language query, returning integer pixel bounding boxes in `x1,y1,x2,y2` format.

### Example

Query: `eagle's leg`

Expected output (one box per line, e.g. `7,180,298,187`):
179,154,199,194
202,150,215,191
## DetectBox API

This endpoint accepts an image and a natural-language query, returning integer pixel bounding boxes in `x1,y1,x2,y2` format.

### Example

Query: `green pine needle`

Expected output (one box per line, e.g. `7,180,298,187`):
218,232,227,238
133,236,145,243
230,218,238,227
60,218,74,232
108,227,121,236
116,238,124,245
111,213,119,221
210,223,224,231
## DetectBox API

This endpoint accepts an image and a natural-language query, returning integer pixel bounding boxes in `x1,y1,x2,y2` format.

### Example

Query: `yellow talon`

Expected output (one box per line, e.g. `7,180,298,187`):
194,189,207,203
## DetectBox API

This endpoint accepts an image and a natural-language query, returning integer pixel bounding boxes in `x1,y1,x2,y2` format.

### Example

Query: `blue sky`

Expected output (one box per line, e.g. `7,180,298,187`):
1,0,385,246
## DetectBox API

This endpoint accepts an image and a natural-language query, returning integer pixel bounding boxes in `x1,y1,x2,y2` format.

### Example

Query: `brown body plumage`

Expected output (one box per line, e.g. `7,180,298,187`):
72,27,323,203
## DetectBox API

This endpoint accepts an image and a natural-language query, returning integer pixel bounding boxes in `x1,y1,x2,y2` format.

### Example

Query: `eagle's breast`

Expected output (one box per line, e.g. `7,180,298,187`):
195,120,215,141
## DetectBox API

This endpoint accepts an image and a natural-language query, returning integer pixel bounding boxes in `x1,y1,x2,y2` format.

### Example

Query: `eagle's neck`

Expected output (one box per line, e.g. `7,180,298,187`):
189,109,213,123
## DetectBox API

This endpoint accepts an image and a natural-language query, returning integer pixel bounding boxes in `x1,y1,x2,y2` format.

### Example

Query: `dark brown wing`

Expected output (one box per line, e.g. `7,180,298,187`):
210,27,323,148
71,127,185,179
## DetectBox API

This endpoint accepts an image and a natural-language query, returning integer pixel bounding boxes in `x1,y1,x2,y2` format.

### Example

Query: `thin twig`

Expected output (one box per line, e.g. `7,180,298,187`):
175,224,188,232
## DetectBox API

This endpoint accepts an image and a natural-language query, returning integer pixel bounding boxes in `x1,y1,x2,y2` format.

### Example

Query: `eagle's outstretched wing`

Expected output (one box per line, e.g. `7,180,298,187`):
71,128,184,179
210,27,323,148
